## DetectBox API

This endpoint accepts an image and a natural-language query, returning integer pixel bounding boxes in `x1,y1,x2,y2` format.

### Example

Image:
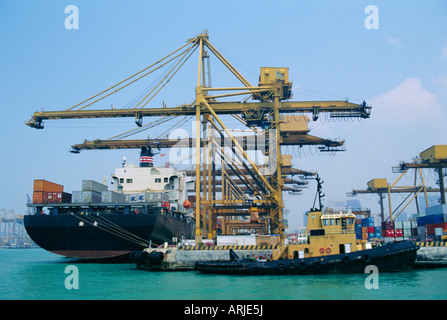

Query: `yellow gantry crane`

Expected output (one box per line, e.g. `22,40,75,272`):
26,32,371,242
349,145,447,223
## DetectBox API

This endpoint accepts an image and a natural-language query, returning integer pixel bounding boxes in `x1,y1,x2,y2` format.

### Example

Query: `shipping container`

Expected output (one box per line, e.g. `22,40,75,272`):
402,221,412,229
386,229,395,237
33,179,63,193
33,191,69,204
382,221,394,230
146,192,169,202
395,229,403,237
82,180,108,193
368,226,375,233
394,221,403,229
101,190,126,203
81,191,102,203
403,229,411,237
375,232,381,239
362,217,375,227
72,191,82,203
369,233,375,239
417,214,444,226
72,191,101,203
426,223,445,235
426,204,447,215
411,220,418,228
362,227,368,234
411,228,418,236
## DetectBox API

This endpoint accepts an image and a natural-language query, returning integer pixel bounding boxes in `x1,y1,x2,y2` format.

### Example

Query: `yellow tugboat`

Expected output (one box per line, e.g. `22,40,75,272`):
196,177,420,274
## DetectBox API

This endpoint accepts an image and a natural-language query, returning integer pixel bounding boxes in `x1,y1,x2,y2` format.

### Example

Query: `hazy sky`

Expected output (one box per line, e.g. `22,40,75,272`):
1,0,446,231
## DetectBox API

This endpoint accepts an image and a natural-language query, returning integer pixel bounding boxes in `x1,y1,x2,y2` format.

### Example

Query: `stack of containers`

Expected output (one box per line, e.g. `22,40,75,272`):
33,179,72,204
72,180,107,203
382,219,419,241
355,216,378,240
416,205,447,240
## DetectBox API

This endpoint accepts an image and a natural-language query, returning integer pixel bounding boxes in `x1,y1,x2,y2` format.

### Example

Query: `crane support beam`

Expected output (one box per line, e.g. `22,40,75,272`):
70,133,343,152
26,100,370,129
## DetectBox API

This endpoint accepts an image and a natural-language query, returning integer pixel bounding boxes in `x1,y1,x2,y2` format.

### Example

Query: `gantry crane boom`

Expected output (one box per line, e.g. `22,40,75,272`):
70,132,343,152
26,100,370,129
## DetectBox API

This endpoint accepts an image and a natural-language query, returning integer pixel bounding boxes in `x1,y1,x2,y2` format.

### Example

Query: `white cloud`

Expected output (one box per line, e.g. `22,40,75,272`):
369,77,443,125
387,37,403,50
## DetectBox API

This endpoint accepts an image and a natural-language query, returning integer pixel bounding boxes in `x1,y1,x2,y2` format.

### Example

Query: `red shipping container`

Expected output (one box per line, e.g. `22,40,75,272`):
386,229,395,237
426,223,444,235
395,229,403,237
33,191,63,204
368,227,375,233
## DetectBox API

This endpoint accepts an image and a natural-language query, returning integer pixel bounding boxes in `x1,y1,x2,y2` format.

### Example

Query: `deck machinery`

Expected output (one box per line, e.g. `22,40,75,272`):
26,32,371,243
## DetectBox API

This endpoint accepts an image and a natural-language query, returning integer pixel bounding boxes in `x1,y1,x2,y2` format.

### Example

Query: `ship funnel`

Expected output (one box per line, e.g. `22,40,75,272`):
139,146,153,167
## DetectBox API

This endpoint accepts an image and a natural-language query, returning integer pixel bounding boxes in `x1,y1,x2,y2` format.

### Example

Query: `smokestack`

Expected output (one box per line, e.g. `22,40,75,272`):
139,146,153,167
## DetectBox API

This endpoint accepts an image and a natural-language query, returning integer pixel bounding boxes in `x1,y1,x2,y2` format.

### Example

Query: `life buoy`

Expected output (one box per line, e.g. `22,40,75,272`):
326,247,331,254
292,239,298,244
134,209,139,214
319,248,325,254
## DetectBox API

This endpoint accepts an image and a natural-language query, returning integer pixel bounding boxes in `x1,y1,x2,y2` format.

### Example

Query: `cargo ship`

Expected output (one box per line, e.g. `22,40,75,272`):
195,179,420,274
24,147,195,260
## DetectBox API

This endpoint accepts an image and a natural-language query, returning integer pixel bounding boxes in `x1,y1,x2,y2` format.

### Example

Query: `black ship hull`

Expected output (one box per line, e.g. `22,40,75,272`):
24,212,194,260
196,240,419,274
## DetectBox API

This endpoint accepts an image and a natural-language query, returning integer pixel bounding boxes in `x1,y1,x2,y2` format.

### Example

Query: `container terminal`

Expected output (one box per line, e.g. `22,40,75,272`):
23,32,447,270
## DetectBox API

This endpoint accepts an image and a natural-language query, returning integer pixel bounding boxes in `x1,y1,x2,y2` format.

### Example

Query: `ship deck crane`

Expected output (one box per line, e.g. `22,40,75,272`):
25,31,372,241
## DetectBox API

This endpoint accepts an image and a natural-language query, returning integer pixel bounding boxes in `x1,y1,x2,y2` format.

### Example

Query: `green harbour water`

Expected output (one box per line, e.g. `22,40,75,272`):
1,248,446,300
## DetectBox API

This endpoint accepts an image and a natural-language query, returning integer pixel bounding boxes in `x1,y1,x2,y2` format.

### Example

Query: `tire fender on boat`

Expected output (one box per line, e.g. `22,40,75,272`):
288,262,295,269
278,263,285,271
362,254,372,263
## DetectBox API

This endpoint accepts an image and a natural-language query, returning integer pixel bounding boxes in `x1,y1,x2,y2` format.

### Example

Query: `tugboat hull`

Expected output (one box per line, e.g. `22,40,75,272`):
196,240,419,275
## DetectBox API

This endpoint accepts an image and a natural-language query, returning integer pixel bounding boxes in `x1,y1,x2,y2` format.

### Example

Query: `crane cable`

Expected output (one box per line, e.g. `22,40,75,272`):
66,40,198,112
134,44,198,109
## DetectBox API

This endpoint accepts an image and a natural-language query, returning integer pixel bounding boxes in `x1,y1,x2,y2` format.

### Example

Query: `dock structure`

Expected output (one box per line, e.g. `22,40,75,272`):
0,209,34,248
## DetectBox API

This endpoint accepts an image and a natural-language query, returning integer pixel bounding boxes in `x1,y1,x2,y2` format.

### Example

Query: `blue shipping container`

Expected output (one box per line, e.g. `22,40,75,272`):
362,217,375,227
417,214,444,226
